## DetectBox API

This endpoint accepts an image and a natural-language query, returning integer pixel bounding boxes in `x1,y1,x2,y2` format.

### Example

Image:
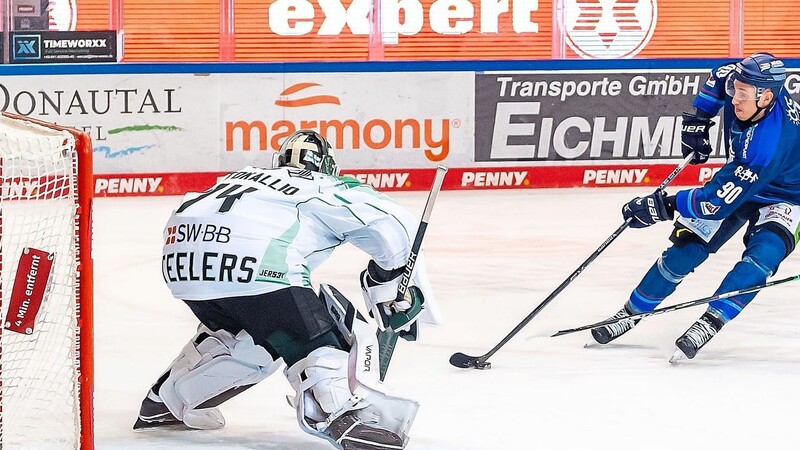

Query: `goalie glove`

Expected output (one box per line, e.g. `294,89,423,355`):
360,260,425,341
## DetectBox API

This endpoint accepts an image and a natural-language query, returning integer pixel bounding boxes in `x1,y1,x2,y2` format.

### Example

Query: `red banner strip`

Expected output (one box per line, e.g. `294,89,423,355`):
89,163,723,197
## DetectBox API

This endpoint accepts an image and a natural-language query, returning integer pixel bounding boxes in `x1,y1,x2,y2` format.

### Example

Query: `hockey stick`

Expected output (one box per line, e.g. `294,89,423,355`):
552,274,800,337
449,154,694,370
378,165,448,381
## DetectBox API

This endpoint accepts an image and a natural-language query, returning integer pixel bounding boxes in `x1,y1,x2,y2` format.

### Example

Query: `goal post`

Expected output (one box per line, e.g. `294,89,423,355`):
0,112,94,449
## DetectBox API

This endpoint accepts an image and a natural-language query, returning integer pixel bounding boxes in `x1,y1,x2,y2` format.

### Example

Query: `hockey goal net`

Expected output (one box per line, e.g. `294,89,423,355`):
0,112,93,449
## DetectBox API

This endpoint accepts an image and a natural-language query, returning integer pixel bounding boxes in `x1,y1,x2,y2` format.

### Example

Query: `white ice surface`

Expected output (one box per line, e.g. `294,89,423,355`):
94,189,800,450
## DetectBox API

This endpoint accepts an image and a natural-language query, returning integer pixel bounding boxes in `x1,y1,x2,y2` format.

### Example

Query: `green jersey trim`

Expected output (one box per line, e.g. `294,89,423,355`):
256,222,300,284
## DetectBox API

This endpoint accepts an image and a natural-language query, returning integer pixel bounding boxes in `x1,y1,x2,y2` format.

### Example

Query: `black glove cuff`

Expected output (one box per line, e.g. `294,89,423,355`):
367,260,405,283
693,108,714,120
664,195,677,218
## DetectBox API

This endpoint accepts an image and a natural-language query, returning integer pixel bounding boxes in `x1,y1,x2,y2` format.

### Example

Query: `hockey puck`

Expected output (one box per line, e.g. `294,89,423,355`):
449,352,492,370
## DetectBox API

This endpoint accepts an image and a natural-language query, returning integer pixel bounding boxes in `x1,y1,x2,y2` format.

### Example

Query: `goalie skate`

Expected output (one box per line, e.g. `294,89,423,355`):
327,411,404,450
133,393,184,430
133,390,225,430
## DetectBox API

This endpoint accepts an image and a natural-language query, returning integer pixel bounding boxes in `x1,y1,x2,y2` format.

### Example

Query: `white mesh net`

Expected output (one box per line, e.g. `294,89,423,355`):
0,114,86,449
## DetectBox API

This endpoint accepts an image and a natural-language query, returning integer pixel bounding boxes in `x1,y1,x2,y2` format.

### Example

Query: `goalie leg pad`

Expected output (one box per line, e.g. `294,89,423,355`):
285,346,416,449
287,287,419,447
158,325,282,429
285,347,363,426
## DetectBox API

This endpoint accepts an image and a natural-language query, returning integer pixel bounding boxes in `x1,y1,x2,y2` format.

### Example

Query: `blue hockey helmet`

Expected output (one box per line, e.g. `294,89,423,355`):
726,52,786,99
274,130,339,176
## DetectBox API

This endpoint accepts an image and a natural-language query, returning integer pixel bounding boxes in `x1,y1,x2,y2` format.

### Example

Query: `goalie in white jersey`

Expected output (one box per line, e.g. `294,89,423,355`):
134,130,440,450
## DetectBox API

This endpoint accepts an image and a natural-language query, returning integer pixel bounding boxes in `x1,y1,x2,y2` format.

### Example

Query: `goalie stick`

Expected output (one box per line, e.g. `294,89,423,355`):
378,165,447,381
552,274,800,337
449,154,694,370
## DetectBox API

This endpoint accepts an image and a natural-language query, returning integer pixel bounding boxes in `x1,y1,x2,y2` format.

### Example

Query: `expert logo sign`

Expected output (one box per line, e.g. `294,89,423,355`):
564,0,657,59
12,35,41,61
267,0,539,38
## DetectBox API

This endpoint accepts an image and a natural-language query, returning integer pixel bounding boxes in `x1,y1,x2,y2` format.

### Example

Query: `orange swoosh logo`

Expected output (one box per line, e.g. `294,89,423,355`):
280,82,321,95
275,82,341,107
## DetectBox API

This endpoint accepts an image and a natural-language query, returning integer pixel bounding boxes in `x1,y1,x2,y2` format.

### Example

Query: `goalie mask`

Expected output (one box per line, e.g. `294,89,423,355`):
274,130,340,176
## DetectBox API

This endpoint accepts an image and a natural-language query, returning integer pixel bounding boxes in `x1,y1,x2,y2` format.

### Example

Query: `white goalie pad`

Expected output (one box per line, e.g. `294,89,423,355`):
285,285,419,446
158,325,282,428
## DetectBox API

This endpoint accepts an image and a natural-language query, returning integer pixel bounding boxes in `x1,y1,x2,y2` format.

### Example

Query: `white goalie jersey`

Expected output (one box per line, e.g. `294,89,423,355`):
162,165,438,324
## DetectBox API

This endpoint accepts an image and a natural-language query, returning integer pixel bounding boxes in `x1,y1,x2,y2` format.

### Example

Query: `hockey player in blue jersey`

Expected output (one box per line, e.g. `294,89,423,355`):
590,52,800,362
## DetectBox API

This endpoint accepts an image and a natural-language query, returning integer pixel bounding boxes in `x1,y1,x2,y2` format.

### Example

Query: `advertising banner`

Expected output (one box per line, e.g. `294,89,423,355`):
475,70,722,165
219,72,474,170
66,0,800,62
0,73,216,173
1,64,798,197
0,70,472,183
93,163,722,197
9,30,117,64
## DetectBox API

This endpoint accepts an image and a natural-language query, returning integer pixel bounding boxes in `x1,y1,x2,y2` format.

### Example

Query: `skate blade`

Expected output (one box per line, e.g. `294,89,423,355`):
583,338,602,349
133,417,191,431
668,348,686,365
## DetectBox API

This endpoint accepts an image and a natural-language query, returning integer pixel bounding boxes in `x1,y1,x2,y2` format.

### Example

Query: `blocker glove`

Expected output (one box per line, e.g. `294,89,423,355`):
681,112,716,165
622,190,675,228
360,260,425,341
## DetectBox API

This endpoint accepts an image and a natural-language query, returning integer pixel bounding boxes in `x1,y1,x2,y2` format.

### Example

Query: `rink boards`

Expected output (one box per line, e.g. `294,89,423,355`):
0,59,797,196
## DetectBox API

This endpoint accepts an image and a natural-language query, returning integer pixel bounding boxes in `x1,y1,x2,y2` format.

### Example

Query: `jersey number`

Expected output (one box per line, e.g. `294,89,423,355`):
716,182,743,204
176,183,257,214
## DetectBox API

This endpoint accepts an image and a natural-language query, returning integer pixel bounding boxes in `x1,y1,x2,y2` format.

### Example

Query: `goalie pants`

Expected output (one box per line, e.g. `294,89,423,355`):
184,287,345,367
626,202,796,323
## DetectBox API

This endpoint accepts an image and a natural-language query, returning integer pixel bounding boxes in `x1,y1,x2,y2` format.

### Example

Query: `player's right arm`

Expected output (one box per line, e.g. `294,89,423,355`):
693,63,737,117
680,63,735,165
674,120,784,220
306,178,441,331
309,179,418,269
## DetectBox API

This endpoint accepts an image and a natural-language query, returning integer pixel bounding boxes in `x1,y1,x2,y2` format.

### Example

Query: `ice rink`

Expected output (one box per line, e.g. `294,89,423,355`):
94,187,800,449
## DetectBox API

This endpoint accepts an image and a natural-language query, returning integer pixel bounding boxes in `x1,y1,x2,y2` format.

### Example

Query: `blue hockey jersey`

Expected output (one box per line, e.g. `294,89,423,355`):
675,64,800,220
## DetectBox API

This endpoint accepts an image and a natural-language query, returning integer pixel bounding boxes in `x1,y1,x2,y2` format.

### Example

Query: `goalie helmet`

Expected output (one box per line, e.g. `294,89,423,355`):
275,130,339,176
725,52,786,100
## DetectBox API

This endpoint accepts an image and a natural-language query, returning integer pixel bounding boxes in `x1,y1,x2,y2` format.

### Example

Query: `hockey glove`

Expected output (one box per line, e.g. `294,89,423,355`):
360,260,425,341
622,190,675,228
681,112,715,165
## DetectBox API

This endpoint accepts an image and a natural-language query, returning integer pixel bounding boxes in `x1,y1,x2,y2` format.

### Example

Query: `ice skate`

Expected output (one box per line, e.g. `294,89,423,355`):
586,305,641,346
133,390,225,430
670,312,723,363
133,391,183,430
327,411,405,450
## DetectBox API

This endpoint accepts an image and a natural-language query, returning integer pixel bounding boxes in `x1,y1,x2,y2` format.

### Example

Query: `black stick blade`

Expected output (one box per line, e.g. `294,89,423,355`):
449,352,492,370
